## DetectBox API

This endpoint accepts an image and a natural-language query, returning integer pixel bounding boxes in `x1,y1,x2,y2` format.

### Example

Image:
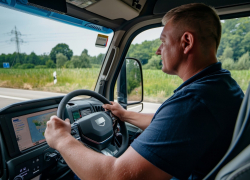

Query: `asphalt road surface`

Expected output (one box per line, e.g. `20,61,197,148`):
0,87,161,113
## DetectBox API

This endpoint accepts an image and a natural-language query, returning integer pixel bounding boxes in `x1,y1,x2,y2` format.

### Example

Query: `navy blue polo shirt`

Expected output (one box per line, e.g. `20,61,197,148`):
131,62,244,179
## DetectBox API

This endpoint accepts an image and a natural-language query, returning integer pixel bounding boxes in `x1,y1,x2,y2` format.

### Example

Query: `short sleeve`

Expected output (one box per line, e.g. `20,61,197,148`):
131,93,220,179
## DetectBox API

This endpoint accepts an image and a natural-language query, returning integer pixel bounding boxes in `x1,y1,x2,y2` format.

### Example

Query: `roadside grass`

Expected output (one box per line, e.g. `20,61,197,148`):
143,69,183,103
0,68,99,93
0,68,249,103
231,70,250,93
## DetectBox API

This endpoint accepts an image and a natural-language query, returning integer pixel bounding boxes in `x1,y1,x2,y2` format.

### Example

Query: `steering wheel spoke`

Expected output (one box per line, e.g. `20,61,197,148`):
101,143,119,156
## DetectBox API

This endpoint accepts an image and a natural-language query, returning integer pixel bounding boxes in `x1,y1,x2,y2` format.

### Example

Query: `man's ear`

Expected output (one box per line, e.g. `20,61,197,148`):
181,32,194,54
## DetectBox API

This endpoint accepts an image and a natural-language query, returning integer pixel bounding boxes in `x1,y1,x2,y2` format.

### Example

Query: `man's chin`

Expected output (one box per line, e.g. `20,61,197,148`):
162,66,169,74
162,67,175,75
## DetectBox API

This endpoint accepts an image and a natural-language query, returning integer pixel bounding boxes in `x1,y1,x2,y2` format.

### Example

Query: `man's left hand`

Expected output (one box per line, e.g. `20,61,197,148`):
45,115,71,150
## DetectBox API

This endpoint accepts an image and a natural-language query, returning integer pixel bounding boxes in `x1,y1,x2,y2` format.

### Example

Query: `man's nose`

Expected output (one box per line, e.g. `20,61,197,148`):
156,44,162,55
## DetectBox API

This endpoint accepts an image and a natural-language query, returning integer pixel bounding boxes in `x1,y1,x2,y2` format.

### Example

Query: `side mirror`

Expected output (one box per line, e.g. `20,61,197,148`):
117,58,143,109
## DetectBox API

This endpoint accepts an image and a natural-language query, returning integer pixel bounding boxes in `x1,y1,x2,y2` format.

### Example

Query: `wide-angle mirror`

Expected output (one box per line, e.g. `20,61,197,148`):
117,57,143,107
126,58,143,104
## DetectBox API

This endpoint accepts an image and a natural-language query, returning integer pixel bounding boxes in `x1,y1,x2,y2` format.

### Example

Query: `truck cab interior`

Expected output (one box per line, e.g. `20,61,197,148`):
0,0,250,179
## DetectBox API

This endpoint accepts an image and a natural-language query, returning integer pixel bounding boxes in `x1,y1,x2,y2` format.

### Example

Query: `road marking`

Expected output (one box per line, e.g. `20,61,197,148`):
127,105,142,110
0,95,30,101
114,100,162,106
143,102,162,105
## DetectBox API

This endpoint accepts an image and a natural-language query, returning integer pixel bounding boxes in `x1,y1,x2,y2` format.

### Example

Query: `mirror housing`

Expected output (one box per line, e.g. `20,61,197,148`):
117,57,143,106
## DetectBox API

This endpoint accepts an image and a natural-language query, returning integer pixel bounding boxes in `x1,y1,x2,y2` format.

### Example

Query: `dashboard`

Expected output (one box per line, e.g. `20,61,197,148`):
0,96,141,180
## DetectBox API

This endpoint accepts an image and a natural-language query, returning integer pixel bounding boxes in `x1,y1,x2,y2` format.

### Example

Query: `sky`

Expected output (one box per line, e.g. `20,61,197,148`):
0,5,163,57
132,27,163,45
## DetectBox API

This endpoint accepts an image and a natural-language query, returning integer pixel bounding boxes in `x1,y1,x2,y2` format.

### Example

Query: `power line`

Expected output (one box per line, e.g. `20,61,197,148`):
0,43,14,47
25,32,85,36
0,40,9,43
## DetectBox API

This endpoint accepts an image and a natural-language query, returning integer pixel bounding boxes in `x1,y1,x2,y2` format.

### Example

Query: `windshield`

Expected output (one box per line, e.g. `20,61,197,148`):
0,5,113,108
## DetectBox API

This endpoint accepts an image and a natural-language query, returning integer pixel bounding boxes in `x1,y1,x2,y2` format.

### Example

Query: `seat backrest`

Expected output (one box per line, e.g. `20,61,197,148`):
215,144,250,180
204,83,250,180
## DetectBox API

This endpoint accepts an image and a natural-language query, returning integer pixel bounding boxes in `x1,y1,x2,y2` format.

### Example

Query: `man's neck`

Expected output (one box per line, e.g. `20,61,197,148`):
178,54,217,82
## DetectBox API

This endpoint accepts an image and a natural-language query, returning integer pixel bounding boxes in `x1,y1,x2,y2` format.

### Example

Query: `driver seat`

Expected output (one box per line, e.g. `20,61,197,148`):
204,82,250,180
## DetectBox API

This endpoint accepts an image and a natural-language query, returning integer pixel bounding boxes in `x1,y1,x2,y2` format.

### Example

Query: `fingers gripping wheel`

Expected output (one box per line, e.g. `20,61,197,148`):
57,89,129,157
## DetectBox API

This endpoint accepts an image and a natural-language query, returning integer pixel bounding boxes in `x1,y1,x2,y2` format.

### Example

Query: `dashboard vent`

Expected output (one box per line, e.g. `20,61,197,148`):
67,103,75,106
85,23,103,31
93,105,105,112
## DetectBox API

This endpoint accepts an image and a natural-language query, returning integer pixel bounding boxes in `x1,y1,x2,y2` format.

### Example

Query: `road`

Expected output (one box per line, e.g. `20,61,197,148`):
0,87,161,113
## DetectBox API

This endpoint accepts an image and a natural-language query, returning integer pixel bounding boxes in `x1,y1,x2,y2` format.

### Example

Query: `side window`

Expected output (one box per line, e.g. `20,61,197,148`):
218,17,250,92
116,16,250,113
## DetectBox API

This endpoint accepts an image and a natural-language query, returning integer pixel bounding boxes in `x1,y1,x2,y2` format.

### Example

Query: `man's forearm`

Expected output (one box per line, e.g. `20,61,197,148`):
57,134,172,180
57,134,117,180
122,112,154,130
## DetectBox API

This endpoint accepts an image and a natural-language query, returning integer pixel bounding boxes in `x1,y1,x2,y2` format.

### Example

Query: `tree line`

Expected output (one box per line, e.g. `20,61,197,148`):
1,16,250,70
126,16,250,70
0,43,105,69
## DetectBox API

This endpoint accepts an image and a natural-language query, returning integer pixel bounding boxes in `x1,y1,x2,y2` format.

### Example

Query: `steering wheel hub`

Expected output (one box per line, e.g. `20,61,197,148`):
76,112,113,150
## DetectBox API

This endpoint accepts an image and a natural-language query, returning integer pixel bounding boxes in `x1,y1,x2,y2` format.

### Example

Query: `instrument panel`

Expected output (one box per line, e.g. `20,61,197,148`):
0,96,104,180
72,108,92,121
0,96,141,180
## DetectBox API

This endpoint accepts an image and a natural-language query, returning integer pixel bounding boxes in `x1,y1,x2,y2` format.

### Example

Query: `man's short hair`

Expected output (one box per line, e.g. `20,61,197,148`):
162,3,221,50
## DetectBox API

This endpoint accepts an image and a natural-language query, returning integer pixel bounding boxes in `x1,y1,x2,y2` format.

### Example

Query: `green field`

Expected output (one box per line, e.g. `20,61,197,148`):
143,69,250,102
0,68,249,103
0,68,99,93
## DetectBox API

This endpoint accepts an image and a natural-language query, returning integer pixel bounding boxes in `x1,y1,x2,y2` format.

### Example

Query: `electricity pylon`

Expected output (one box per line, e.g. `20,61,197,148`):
10,26,24,67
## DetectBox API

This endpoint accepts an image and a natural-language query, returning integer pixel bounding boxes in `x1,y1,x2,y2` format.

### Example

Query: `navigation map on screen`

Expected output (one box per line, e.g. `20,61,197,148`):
27,111,55,143
12,108,57,151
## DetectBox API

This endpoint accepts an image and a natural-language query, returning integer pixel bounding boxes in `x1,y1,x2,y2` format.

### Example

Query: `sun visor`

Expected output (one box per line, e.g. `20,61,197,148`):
66,0,100,9
0,0,113,34
28,0,67,14
153,0,250,15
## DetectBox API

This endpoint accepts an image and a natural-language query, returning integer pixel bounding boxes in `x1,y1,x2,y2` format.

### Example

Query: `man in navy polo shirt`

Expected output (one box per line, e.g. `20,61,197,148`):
103,3,244,179
45,3,244,180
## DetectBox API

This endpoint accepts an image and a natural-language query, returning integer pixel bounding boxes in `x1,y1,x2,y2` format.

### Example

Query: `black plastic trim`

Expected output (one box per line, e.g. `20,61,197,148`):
0,96,63,115
153,0,250,15
219,11,250,20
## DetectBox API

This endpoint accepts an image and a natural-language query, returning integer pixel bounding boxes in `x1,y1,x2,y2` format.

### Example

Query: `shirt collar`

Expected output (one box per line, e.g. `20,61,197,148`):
174,62,222,93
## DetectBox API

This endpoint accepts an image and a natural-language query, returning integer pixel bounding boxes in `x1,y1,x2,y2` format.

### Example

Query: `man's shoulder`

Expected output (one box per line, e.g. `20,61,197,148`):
180,68,243,101
158,68,243,118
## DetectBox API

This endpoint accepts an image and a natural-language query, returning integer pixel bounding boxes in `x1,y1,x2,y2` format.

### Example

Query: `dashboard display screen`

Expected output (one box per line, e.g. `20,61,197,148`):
12,108,57,151
81,108,92,116
72,111,81,120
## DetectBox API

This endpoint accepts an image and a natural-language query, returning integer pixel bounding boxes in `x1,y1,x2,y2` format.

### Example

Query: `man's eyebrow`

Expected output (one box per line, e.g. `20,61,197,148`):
160,37,165,41
160,34,166,41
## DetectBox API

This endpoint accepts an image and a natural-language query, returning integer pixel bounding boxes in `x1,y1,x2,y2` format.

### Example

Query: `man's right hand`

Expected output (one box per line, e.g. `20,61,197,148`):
103,101,154,130
102,101,127,121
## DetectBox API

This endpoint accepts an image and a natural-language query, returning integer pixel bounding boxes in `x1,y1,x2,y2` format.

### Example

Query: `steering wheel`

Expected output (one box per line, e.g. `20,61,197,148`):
57,89,129,157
